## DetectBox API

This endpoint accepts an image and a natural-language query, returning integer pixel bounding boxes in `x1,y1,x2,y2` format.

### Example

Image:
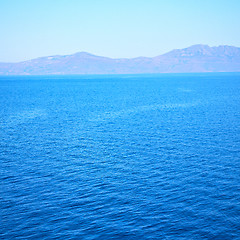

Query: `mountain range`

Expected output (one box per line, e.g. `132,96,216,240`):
1,44,240,75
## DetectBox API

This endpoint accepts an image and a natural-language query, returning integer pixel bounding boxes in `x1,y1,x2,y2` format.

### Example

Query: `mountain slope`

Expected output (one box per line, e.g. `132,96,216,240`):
1,45,240,75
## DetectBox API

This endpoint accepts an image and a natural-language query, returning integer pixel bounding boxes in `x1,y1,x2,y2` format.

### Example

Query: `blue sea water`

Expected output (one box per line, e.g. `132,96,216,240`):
0,73,240,239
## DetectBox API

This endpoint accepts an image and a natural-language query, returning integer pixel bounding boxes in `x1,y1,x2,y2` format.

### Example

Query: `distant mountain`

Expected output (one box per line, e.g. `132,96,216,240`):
1,45,240,75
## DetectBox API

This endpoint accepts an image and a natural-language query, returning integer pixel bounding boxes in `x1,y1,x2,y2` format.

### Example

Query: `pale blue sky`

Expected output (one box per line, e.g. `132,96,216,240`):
1,0,240,62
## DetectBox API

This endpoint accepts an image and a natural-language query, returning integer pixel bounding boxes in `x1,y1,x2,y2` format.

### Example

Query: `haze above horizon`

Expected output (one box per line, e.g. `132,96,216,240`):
1,0,240,62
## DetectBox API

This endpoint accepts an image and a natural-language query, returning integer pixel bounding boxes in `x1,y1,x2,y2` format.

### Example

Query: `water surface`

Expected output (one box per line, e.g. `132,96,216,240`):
1,73,240,239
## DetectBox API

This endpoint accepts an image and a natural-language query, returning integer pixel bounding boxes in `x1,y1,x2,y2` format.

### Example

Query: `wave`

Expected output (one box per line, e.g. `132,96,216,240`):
89,102,199,122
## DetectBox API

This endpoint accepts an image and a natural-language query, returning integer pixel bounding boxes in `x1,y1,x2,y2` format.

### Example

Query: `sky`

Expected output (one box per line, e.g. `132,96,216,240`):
1,0,240,62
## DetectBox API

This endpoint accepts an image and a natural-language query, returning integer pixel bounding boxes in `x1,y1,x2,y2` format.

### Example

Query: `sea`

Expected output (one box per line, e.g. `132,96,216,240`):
0,73,240,239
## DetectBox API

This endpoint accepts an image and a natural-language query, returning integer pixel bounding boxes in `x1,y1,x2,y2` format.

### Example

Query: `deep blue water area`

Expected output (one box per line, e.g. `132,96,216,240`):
0,73,240,239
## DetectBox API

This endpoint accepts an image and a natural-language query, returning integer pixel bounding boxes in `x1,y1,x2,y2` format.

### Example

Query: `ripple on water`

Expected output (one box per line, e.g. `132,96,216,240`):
1,74,240,239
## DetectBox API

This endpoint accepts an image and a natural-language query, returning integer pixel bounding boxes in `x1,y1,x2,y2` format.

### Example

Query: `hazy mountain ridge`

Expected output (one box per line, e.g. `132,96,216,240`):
1,45,240,75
